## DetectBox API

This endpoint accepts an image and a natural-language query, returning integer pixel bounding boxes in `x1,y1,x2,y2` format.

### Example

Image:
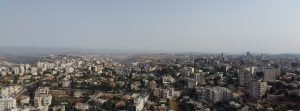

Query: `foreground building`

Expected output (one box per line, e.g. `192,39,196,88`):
34,87,52,111
0,97,16,111
132,93,149,111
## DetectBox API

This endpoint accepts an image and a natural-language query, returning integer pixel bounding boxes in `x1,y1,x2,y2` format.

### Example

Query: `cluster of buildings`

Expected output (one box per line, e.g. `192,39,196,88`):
0,52,300,110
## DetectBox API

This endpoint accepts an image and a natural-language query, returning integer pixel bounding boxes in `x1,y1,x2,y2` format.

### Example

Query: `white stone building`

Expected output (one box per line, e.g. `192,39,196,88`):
34,87,52,110
247,79,268,100
205,87,232,103
0,97,16,111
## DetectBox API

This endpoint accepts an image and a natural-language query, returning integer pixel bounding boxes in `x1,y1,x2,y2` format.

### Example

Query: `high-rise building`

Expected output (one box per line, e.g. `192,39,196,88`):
12,67,19,75
132,93,149,111
31,67,38,75
263,68,280,82
247,79,268,100
205,87,232,103
37,62,43,68
25,64,31,71
194,71,205,85
187,78,196,89
238,70,252,87
34,87,52,110
19,67,25,75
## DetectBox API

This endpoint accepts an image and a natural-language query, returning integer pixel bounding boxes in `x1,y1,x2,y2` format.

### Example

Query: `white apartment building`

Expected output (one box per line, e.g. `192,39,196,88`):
34,87,52,109
263,68,280,82
238,70,252,87
12,67,19,75
19,67,25,75
132,93,149,111
194,72,205,85
31,67,38,75
205,87,232,103
187,78,196,89
162,76,175,84
153,87,179,99
0,97,16,111
248,79,268,100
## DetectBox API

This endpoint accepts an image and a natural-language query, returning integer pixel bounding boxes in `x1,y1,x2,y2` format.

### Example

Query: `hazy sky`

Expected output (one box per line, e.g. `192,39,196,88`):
1,0,300,53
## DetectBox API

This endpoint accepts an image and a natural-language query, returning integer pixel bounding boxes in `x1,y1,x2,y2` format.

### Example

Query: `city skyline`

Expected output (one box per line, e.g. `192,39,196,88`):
1,0,300,53
1,1,300,110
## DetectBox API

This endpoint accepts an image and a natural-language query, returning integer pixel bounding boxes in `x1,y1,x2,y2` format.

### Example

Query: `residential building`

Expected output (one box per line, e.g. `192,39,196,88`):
0,97,16,111
248,79,268,100
205,87,232,103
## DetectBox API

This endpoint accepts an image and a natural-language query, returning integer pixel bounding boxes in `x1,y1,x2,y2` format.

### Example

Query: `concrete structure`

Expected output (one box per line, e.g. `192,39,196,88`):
153,87,180,99
0,85,23,98
52,105,65,111
12,67,19,75
131,93,149,111
187,78,196,89
194,71,205,85
248,79,268,100
75,103,89,110
162,76,175,84
31,67,38,75
0,97,16,111
74,91,83,98
19,67,25,75
62,79,71,88
238,70,252,87
263,68,280,82
205,87,232,103
34,87,52,110
20,95,30,104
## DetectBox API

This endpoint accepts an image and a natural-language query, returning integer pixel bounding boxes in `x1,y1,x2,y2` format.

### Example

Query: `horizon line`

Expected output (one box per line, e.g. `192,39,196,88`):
0,46,300,55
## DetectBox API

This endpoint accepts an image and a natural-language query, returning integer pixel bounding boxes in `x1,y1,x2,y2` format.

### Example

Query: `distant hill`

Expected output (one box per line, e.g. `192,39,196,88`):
0,54,38,64
0,47,172,56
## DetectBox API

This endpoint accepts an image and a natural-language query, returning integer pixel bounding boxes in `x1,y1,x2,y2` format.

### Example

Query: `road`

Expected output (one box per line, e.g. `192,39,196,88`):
85,92,101,104
13,88,27,98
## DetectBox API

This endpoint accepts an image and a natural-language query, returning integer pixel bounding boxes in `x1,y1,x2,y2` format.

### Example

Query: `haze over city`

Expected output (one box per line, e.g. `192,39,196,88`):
1,0,300,53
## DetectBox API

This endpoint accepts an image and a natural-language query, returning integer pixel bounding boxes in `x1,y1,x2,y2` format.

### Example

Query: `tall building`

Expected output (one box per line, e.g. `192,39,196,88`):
194,71,205,85
263,68,280,82
247,79,268,100
31,67,38,75
25,64,31,71
0,97,16,111
19,67,25,75
187,78,196,89
37,62,44,68
131,93,149,111
238,70,252,87
205,87,232,103
12,67,19,75
34,87,52,110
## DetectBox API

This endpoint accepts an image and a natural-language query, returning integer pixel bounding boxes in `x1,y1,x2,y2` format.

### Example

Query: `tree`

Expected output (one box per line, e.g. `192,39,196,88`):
13,75,20,84
180,102,194,111
103,100,115,111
